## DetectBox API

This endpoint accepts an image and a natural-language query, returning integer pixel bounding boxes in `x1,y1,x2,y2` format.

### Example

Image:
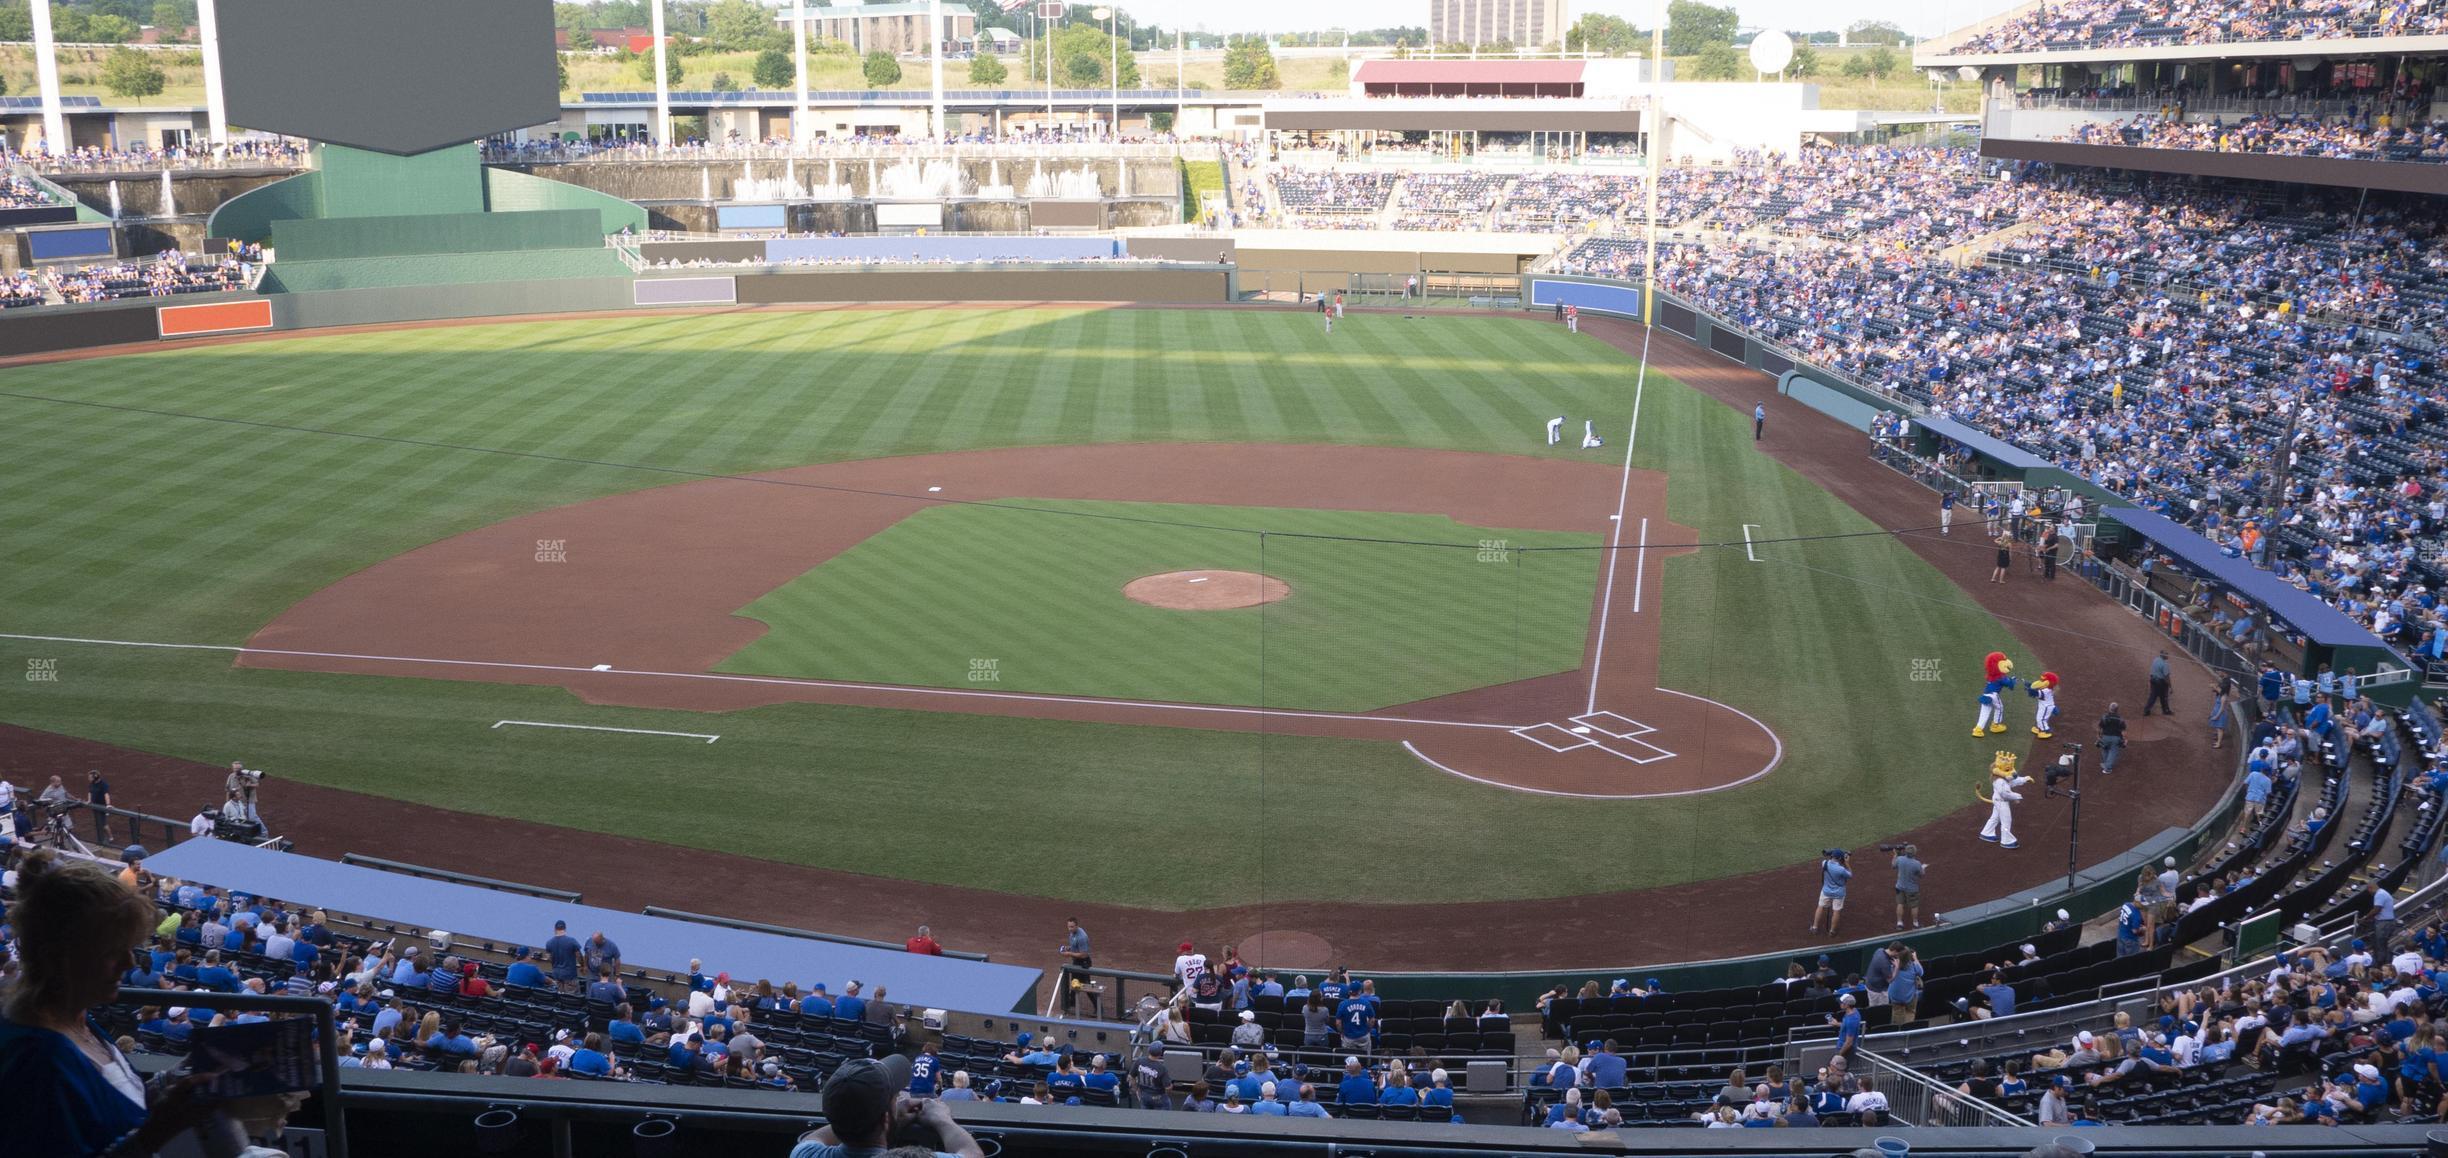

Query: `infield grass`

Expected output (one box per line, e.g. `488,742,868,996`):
0,308,2027,908
717,500,1601,711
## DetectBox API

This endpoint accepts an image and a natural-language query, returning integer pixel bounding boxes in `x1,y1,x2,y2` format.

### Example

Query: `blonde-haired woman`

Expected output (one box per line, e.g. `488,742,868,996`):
0,850,216,1155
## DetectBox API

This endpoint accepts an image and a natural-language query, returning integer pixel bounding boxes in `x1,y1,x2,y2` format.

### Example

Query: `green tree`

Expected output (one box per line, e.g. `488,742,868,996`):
1023,24,1139,88
569,29,597,50
752,46,792,87
85,13,137,41
709,71,737,90
1845,19,1907,45
966,50,1007,85
635,49,682,85
1663,0,1736,55
1148,108,1173,132
705,0,771,52
1861,44,1899,77
1476,39,1515,54
0,5,30,41
557,53,569,92
152,0,198,33
862,49,901,87
1788,39,1820,76
554,2,595,34
100,46,163,96
1567,12,1643,56
1221,36,1277,89
1691,40,1742,79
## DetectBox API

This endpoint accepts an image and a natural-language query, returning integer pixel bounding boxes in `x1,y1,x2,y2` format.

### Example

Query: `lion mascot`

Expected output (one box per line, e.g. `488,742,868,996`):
1975,751,2033,849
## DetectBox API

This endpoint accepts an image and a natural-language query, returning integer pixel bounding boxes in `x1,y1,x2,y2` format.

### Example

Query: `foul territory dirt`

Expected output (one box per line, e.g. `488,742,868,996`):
0,306,2230,973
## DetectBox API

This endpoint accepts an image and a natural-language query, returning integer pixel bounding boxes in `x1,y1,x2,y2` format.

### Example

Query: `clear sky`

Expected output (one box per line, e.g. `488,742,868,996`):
1112,0,2026,39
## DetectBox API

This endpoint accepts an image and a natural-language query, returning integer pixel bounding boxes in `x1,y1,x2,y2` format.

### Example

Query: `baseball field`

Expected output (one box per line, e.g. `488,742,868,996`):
1,306,2024,910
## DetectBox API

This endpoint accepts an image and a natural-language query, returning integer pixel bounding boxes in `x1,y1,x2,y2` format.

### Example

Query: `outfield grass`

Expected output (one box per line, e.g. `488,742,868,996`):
0,309,2021,907
718,500,1600,710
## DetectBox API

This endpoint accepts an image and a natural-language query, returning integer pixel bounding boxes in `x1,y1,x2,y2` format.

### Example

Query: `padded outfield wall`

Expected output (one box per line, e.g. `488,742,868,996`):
0,262,1231,359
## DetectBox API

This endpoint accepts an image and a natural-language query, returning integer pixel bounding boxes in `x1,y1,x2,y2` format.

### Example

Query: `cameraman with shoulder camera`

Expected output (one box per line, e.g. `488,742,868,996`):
1808,849,1852,937
224,760,264,832
1887,844,1926,930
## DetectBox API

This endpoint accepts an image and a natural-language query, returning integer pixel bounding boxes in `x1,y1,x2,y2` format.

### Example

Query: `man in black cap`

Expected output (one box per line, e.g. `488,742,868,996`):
1131,1041,1174,1109
792,1055,983,1158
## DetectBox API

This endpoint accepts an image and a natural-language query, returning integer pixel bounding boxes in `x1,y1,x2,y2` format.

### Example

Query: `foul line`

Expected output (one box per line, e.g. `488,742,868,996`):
493,720,718,744
1631,517,1649,614
1584,320,1654,715
1742,524,1761,563
0,632,1524,732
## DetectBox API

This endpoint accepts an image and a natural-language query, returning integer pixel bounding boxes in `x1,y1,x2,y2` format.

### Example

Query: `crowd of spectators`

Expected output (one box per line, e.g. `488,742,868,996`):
1912,915,2448,1127
1941,0,2448,55
1497,172,1643,231
19,138,309,173
1387,170,1507,231
483,130,1184,165
2063,103,2448,162
1269,167,1398,221
50,250,246,303
1555,149,2448,654
0,173,60,209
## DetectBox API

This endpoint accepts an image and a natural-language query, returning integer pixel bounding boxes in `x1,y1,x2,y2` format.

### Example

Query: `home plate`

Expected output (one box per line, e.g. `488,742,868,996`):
591,664,613,671
1571,726,1592,734
928,486,942,493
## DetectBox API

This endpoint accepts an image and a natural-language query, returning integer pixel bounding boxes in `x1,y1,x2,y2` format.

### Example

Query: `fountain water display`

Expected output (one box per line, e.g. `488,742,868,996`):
159,169,175,217
735,173,812,200
106,179,121,217
877,159,969,200
976,159,1015,200
1022,164,1101,200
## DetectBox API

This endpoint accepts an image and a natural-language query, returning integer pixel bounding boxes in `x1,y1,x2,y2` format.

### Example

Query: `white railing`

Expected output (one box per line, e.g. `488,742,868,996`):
487,140,1189,164
1857,1048,2035,1127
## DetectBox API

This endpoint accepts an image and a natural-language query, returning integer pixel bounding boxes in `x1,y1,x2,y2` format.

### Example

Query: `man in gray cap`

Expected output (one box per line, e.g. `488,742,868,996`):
793,1055,982,1158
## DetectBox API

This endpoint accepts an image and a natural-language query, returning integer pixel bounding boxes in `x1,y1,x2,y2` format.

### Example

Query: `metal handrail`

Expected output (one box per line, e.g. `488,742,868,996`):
1858,1047,2034,1126
115,986,349,1158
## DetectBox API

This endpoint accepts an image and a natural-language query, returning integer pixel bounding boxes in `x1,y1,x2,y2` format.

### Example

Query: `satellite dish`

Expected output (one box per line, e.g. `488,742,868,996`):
1748,29,1794,75
1958,65,1979,82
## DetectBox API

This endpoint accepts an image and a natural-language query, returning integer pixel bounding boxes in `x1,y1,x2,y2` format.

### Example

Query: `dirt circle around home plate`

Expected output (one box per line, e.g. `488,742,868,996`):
1123,570,1290,610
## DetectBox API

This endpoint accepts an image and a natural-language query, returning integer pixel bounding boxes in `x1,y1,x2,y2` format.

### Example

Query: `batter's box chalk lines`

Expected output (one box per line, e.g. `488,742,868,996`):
491,720,719,743
1512,717,1678,764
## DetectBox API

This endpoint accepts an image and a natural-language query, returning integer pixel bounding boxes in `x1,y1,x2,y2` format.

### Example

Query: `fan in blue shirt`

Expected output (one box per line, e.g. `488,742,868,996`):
798,986,835,1019
1337,1062,1378,1106
505,951,547,989
1335,998,1374,1043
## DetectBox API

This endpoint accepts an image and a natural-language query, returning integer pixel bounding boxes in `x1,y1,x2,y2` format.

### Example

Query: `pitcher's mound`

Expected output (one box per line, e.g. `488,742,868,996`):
1124,570,1289,610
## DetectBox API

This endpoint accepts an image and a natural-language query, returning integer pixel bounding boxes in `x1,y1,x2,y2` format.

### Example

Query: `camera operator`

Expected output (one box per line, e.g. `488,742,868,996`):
1887,844,1927,930
224,760,264,831
1808,849,1852,938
